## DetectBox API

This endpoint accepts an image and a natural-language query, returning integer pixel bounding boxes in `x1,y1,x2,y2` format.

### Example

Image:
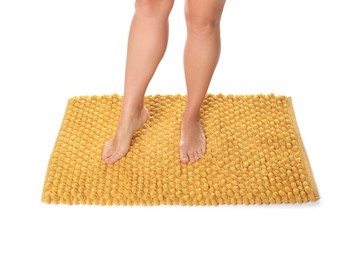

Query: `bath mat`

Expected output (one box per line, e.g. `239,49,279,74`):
41,93,320,206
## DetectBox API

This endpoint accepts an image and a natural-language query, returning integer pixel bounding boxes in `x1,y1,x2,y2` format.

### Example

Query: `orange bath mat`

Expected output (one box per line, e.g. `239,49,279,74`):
41,93,320,206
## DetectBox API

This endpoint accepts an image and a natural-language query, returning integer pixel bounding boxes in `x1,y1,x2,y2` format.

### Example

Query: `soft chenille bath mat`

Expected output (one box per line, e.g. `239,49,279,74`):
41,93,320,206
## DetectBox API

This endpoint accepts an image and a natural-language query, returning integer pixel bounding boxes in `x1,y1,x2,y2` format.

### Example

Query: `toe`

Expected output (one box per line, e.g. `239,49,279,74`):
193,151,200,161
102,141,112,160
180,146,190,163
105,146,130,164
104,153,118,164
196,150,202,160
188,152,196,163
103,155,113,164
180,155,189,163
201,145,206,155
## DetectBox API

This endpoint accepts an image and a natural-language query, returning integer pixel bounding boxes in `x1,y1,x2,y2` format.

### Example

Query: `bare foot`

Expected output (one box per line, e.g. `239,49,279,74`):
102,106,149,164
179,114,207,164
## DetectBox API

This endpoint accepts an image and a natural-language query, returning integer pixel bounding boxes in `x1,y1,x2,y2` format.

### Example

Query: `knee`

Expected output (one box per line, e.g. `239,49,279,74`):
185,3,225,37
186,15,220,36
135,0,174,18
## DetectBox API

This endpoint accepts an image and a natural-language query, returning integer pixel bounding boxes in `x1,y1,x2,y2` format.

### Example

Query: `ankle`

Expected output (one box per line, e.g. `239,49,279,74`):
182,109,201,121
121,104,145,119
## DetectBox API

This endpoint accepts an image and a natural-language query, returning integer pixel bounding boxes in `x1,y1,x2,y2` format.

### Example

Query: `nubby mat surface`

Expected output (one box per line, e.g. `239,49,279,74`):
41,93,320,206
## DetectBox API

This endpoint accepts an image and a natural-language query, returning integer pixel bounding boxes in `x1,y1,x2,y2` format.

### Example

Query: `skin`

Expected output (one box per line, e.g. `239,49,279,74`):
102,0,226,164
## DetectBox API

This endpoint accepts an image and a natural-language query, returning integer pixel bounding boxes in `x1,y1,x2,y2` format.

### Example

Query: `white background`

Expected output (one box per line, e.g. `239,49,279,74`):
1,0,351,259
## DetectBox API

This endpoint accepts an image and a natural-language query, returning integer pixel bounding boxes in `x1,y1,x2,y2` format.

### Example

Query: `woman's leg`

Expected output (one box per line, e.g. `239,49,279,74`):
102,0,175,164
180,0,226,163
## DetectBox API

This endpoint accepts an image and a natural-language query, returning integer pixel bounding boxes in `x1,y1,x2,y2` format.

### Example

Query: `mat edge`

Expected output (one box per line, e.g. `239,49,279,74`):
41,98,72,203
286,96,320,201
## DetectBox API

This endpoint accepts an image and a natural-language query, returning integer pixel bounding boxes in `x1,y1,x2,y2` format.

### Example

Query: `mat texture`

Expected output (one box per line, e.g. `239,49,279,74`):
41,93,320,206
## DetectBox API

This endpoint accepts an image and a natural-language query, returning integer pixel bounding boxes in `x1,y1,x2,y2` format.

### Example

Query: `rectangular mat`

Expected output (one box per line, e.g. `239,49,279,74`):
41,93,320,206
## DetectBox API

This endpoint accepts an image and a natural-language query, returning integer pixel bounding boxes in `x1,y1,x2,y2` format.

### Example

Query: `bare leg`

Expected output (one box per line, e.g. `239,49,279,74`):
102,0,174,164
180,0,226,164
